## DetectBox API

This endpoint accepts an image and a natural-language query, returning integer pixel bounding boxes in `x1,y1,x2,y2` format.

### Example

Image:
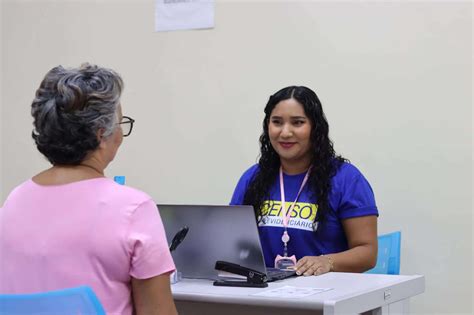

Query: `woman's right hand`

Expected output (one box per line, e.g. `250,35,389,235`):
295,255,333,276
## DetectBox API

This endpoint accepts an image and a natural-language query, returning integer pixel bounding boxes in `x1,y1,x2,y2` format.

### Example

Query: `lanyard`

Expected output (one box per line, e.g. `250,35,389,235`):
279,166,310,256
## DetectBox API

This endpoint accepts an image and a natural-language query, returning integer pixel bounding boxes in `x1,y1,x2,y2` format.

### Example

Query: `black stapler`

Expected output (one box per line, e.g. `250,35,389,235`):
213,261,268,288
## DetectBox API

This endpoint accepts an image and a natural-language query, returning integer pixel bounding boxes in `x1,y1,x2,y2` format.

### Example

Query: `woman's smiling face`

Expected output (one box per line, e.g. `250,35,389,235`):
268,98,313,171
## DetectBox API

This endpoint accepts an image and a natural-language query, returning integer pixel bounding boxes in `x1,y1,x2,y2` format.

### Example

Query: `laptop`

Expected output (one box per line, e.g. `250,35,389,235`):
157,204,296,282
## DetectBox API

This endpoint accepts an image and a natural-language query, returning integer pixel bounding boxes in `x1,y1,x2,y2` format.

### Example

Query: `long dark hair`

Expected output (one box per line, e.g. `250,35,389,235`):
243,86,347,223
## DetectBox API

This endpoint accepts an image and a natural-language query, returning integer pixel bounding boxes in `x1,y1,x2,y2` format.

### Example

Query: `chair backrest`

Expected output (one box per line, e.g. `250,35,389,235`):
366,231,401,275
0,286,106,315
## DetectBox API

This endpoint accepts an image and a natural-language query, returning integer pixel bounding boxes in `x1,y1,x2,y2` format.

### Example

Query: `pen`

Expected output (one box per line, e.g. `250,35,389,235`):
169,226,189,252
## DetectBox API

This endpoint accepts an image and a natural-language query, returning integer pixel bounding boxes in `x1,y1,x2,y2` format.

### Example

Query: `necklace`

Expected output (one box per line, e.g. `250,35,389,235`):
77,164,104,176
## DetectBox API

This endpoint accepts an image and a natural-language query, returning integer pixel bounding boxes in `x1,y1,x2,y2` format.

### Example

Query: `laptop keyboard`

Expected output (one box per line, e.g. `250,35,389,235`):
266,268,297,282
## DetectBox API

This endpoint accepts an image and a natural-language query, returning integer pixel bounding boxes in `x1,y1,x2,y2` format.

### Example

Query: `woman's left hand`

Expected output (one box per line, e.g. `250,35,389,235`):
295,255,332,276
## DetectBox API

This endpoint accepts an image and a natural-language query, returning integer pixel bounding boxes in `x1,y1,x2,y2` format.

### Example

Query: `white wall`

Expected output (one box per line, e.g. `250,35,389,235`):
1,1,472,314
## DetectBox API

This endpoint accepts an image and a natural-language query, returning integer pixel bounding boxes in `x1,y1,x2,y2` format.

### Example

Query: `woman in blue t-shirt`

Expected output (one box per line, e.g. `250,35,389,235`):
231,86,378,276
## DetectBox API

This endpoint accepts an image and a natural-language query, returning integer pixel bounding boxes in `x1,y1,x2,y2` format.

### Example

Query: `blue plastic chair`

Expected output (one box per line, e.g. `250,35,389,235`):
366,231,401,275
0,286,106,315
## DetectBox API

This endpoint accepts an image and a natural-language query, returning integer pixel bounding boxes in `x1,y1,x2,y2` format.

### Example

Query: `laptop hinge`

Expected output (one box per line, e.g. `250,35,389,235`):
213,260,268,288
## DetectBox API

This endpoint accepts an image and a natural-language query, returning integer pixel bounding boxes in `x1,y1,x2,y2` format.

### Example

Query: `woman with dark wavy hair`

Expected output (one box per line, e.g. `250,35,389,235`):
231,86,378,276
0,64,177,315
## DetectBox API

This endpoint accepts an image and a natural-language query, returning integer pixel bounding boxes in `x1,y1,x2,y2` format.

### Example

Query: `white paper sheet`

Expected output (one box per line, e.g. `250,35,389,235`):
155,0,214,32
251,286,332,299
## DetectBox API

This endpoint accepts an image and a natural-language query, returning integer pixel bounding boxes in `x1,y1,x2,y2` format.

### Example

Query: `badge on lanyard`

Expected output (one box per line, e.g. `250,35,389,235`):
274,166,311,270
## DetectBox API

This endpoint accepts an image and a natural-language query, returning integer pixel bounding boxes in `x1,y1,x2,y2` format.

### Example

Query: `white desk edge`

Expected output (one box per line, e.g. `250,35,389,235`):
171,273,425,314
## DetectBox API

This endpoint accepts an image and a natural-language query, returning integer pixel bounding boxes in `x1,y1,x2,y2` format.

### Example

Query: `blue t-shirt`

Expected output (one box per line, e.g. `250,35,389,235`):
230,162,378,267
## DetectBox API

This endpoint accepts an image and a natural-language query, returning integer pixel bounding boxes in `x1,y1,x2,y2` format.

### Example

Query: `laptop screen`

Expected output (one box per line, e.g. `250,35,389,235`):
157,204,267,280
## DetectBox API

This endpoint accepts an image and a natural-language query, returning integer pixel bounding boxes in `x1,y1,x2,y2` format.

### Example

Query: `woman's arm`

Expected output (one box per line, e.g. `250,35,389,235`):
295,215,378,276
132,273,178,315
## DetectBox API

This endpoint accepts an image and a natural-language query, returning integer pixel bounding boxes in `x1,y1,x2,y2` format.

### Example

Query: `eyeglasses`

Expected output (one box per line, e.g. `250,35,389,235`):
118,116,135,137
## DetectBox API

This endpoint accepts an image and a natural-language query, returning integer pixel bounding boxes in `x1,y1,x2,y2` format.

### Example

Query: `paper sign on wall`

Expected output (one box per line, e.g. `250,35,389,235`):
155,0,214,32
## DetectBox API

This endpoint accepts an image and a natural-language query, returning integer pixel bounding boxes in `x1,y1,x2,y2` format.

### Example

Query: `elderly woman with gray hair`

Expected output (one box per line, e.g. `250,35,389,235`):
0,64,178,315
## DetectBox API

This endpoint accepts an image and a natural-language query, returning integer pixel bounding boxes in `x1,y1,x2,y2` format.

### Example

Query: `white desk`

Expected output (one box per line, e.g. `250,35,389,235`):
172,272,424,315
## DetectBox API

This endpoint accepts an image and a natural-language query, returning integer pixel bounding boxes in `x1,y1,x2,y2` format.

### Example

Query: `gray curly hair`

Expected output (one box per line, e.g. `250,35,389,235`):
31,63,124,165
